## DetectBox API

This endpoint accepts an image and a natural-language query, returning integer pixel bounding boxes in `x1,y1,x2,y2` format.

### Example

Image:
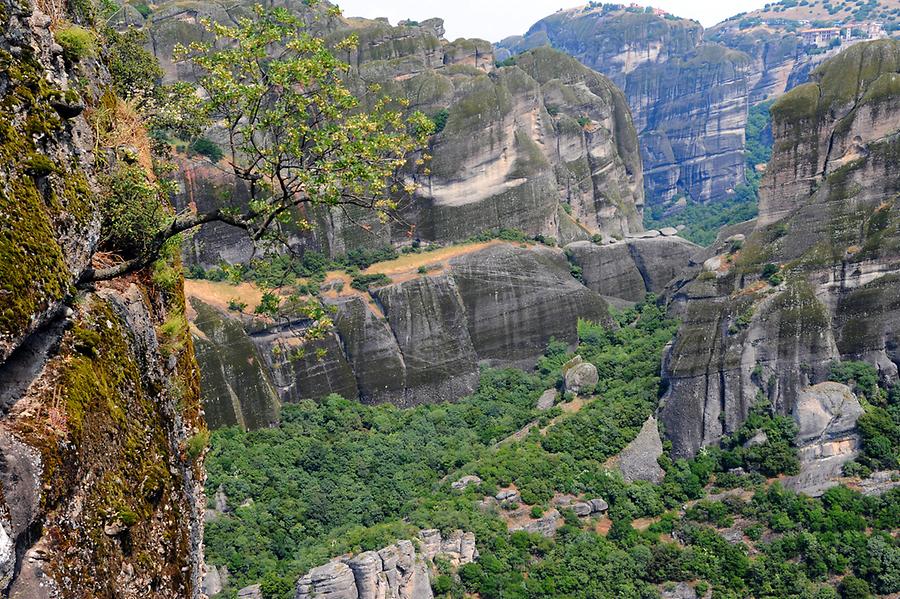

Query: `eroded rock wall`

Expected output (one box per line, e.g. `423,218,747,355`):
0,1,205,595
566,235,701,306
496,7,751,207
659,41,900,459
192,243,622,421
144,2,644,263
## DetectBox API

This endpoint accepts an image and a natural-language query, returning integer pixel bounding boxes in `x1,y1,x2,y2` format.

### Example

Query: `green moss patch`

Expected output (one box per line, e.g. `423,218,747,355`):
771,82,819,124
0,177,70,341
15,297,193,594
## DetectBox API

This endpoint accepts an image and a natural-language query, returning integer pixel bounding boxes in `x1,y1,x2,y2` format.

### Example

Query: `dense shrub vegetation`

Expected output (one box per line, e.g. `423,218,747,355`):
205,297,900,598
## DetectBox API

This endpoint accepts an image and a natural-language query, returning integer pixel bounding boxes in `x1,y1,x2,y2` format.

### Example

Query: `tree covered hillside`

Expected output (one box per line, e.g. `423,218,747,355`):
204,298,900,598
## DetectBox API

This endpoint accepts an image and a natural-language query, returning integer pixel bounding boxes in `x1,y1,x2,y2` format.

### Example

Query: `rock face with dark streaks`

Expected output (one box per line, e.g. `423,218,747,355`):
191,243,614,423
496,7,751,207
659,41,900,461
190,298,281,429
566,236,700,305
146,2,645,261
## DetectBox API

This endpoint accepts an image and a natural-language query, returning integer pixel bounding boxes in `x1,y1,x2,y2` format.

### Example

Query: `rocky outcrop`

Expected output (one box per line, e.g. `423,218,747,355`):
536,389,557,410
497,7,751,207
511,509,563,538
192,243,612,422
615,416,666,484
451,475,482,491
0,0,206,596
146,3,645,262
566,236,700,306
659,41,900,462
784,382,863,496
563,356,599,394
294,531,475,599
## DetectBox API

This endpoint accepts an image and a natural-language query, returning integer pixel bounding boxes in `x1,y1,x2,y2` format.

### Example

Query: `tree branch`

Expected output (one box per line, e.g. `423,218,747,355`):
77,209,251,286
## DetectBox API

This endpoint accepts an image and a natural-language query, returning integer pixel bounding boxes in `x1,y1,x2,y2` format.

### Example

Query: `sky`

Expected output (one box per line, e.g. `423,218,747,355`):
334,0,771,42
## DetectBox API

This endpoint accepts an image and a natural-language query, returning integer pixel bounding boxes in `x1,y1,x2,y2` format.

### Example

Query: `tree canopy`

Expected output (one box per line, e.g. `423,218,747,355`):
82,4,432,284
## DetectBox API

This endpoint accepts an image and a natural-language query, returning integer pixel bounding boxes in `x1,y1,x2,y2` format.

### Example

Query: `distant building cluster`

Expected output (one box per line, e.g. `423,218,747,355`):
798,21,886,47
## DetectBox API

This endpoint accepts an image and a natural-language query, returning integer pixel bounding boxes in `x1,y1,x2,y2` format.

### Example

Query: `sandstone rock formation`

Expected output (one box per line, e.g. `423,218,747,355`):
563,356,599,394
536,389,557,410
294,531,476,599
785,382,863,496
616,416,666,484
566,236,700,306
659,41,900,462
497,7,751,206
192,243,613,423
145,2,645,262
0,1,206,594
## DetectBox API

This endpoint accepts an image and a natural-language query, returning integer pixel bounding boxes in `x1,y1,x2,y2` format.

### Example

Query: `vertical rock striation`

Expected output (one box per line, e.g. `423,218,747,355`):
496,7,751,207
659,41,900,461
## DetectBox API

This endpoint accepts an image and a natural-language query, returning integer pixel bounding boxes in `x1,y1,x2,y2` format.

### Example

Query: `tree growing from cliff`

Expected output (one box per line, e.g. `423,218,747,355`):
80,3,432,285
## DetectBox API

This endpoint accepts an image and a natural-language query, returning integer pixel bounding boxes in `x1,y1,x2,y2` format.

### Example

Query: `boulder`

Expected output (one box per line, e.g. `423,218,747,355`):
238,584,264,599
784,382,863,496
616,417,666,484
660,227,679,236
721,529,745,544
513,509,562,538
451,475,482,491
563,357,598,394
589,498,609,513
572,502,593,517
495,489,521,503
536,389,557,410
792,382,862,446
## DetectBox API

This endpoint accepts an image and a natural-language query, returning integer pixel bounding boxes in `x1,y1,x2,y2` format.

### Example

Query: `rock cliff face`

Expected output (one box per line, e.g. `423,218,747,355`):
566,235,700,306
192,243,618,424
496,7,751,207
143,2,644,262
294,530,476,599
0,0,205,595
407,46,644,245
192,236,701,426
659,41,900,460
707,26,803,104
